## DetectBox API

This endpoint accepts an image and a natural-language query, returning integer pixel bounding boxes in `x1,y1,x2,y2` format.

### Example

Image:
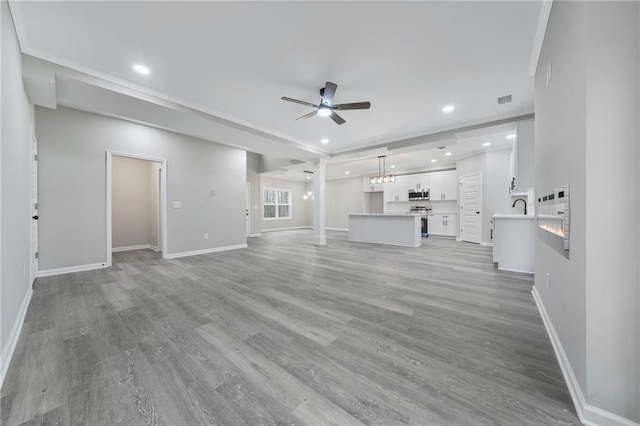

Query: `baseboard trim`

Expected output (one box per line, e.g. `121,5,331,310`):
165,244,247,259
498,266,533,275
532,286,639,426
0,286,34,387
480,241,494,247
260,226,312,233
248,233,262,238
326,227,348,231
112,244,156,252
37,262,107,278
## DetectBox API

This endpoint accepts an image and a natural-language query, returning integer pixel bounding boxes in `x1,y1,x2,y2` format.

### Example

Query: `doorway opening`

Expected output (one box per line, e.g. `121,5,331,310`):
106,151,168,266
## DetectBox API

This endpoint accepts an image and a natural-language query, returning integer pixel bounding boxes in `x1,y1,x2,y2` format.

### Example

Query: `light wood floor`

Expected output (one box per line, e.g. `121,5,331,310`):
1,230,579,425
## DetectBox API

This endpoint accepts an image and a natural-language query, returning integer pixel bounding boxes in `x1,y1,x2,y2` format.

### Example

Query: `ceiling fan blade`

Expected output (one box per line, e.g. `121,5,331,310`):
296,111,317,121
334,101,371,110
329,111,346,125
281,97,318,108
322,82,337,105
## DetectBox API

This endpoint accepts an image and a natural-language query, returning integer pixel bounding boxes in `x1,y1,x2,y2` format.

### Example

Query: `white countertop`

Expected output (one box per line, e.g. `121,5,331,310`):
349,213,422,217
493,214,535,220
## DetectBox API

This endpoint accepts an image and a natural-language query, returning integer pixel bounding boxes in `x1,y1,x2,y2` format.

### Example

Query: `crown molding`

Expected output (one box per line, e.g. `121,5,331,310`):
529,0,554,76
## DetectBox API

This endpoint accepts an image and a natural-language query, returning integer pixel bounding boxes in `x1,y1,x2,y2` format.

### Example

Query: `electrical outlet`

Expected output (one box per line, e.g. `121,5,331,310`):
203,233,209,240
546,272,551,291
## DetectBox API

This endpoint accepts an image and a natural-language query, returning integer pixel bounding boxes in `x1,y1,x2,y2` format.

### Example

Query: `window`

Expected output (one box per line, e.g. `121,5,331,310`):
263,188,292,219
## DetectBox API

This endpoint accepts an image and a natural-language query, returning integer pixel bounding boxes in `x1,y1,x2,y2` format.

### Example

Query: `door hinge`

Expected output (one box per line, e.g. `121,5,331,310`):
34,202,38,210
35,252,39,259
34,154,38,161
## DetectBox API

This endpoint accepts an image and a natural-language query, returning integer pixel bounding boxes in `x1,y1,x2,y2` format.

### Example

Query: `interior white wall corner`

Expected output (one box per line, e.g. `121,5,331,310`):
21,55,56,109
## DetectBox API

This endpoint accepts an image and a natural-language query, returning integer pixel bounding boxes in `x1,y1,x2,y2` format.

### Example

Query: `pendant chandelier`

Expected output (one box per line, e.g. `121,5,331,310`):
303,171,313,200
369,155,396,184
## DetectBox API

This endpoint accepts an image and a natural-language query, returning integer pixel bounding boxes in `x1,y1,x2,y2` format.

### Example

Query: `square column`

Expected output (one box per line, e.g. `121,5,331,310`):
312,158,326,245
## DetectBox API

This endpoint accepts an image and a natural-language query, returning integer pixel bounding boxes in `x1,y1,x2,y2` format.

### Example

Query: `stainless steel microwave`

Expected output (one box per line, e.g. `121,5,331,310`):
409,189,430,200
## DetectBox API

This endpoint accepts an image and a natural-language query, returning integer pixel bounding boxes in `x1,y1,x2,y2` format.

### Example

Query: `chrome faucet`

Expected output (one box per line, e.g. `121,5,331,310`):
512,198,527,215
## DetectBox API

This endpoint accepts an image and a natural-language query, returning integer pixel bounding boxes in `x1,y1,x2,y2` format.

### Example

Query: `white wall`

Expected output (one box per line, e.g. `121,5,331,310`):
325,177,363,229
1,0,35,380
36,106,247,270
112,156,159,249
516,119,535,190
535,1,639,423
259,176,311,231
457,148,512,243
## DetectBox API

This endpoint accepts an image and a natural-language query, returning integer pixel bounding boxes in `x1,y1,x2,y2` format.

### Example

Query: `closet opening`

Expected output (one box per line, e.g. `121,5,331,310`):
106,151,168,266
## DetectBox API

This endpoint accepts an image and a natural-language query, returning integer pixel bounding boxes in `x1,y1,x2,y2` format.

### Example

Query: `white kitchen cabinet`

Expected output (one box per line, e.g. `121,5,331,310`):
428,214,457,236
418,174,430,192
401,173,430,192
493,214,535,273
429,170,457,200
384,176,408,202
363,177,383,193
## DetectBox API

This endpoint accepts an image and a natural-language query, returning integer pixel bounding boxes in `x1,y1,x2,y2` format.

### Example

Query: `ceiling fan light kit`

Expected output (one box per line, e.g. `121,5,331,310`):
281,81,371,125
369,155,396,184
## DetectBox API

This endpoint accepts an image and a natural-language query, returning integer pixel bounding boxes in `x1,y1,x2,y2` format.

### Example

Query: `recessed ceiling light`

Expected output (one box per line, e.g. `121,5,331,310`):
306,176,311,180
133,64,150,75
483,142,491,147
321,138,329,144
431,159,437,163
345,171,350,175
506,134,516,139
445,152,452,156
390,165,396,169
442,105,455,113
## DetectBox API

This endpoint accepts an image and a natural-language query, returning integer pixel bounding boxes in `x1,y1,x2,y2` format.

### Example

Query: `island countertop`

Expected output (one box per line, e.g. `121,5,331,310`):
348,213,423,217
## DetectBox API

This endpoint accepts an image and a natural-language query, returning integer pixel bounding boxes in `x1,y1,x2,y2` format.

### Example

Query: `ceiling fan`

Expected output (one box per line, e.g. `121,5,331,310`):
281,81,371,125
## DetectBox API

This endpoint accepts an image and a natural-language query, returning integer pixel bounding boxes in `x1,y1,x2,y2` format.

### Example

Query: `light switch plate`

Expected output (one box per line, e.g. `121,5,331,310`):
173,201,181,209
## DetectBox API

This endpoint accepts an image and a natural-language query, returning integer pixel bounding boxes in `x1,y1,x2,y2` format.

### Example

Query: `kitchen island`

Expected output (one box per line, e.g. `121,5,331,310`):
348,214,421,247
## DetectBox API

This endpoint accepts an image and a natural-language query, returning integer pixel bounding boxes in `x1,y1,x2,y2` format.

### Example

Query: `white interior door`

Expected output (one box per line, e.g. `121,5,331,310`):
30,129,39,282
460,172,482,244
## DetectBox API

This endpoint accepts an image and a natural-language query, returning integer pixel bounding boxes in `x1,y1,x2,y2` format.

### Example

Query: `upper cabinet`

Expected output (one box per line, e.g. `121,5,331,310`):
378,169,458,201
384,175,409,202
428,170,457,200
398,173,429,193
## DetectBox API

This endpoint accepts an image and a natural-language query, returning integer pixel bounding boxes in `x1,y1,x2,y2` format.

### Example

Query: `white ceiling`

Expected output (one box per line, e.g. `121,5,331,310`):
263,123,518,181
11,1,541,155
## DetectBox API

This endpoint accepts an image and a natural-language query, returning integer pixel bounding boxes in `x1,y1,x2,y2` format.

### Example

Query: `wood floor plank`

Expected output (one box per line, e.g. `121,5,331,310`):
5,328,65,426
1,231,580,425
